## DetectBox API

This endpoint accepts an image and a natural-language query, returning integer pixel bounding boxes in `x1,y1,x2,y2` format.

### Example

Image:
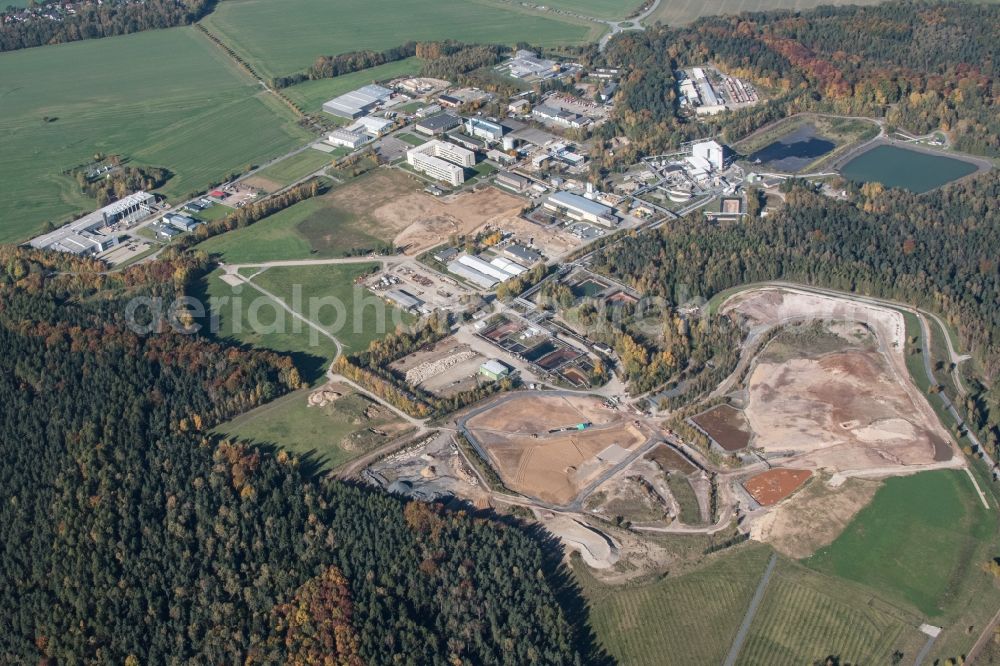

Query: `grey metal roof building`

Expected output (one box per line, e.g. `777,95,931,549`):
415,112,461,135
322,84,393,119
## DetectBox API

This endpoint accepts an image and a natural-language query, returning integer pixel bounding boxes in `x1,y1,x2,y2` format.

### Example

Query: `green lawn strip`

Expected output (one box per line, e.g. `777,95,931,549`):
804,470,995,618
396,132,429,147
0,26,309,243
576,543,773,666
197,267,338,383
213,387,408,473
247,263,413,355
665,474,703,525
249,150,333,190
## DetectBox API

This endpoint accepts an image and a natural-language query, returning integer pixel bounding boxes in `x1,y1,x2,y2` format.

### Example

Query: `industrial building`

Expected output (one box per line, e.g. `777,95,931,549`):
504,50,560,80
406,140,475,186
321,84,393,119
165,213,200,232
531,105,589,129
508,99,531,115
415,112,461,136
504,243,542,265
350,115,394,136
495,171,529,192
326,128,369,149
28,191,156,256
447,260,498,289
479,359,511,380
543,191,618,227
465,117,506,143
385,289,423,312
688,140,726,172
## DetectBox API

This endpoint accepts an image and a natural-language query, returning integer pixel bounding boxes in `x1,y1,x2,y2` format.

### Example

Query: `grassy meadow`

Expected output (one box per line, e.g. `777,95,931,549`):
577,544,772,665
644,0,886,26
198,268,339,382
805,470,993,617
533,0,643,19
736,561,925,665
214,387,409,472
250,263,411,355
245,149,334,192
194,195,387,262
0,27,310,243
201,0,599,79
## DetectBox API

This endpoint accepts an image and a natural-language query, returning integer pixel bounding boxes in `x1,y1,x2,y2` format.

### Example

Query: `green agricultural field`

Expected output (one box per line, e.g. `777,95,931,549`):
245,149,333,192
214,388,410,472
805,470,994,618
644,0,885,26
248,263,412,355
578,544,772,665
197,268,339,382
0,27,310,243
534,0,644,19
201,0,599,79
282,58,424,112
194,195,386,262
737,561,926,665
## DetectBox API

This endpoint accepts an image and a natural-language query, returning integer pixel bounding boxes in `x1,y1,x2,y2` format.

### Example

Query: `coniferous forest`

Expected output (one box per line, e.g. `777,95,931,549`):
0,248,591,664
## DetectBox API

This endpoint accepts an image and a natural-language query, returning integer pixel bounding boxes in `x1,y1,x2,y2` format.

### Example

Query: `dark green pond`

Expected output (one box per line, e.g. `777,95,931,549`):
840,144,977,193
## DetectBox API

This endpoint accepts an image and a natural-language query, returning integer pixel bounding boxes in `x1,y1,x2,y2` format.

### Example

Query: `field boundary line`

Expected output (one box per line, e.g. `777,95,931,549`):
965,467,990,509
723,552,777,666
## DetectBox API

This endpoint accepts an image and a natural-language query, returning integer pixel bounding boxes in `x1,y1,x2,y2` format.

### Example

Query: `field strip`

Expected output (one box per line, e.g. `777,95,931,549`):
965,467,990,509
723,553,777,666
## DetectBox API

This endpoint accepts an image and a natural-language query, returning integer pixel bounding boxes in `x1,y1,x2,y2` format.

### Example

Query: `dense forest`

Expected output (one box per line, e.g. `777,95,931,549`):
0,0,215,52
604,1,999,156
591,171,1000,448
0,248,593,663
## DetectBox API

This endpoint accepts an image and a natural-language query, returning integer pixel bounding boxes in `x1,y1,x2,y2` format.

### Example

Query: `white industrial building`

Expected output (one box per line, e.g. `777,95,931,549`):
406,140,475,186
28,191,156,256
447,252,527,289
350,115,394,136
505,50,560,80
322,84,393,119
447,260,498,289
689,140,726,172
465,117,505,143
326,128,369,149
543,191,618,227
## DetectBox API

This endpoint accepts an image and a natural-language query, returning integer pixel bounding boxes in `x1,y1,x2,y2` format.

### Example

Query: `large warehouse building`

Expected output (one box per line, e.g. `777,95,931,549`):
543,191,618,227
406,140,475,186
28,191,156,256
322,84,393,119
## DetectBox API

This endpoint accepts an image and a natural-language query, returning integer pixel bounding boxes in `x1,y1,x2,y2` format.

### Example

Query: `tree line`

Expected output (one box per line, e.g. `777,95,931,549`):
0,0,216,52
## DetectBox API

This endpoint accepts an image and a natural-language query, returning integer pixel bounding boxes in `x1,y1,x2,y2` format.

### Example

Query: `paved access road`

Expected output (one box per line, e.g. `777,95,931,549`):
723,553,778,666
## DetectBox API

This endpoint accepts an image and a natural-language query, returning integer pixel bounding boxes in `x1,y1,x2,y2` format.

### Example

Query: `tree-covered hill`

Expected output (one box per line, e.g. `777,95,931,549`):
605,1,999,156
0,248,592,664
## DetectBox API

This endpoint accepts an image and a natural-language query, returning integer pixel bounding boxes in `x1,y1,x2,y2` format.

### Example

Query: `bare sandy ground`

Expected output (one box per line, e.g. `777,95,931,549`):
534,512,620,569
748,476,881,558
726,288,956,473
476,424,645,505
466,394,617,434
